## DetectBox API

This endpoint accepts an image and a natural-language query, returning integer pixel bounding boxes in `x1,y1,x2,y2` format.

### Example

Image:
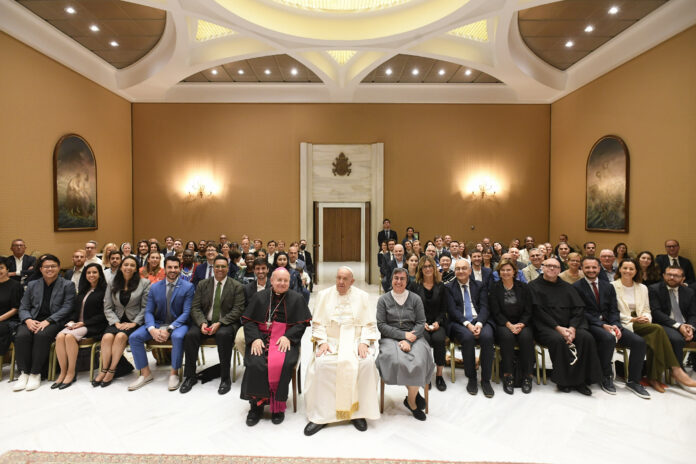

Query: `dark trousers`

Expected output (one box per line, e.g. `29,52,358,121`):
0,321,14,355
495,325,534,377
589,325,646,382
662,326,686,368
449,323,494,381
14,323,62,375
183,323,236,380
423,326,446,366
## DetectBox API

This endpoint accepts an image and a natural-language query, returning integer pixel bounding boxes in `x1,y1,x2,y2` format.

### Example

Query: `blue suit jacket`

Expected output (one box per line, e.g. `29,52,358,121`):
474,267,494,289
573,278,621,327
445,278,490,328
144,277,194,329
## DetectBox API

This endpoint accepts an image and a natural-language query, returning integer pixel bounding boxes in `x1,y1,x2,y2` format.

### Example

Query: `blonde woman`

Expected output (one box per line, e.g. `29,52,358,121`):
559,253,584,284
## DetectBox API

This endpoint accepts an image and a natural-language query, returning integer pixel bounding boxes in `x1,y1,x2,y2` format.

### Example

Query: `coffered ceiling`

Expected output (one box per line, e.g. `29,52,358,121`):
1,0,694,103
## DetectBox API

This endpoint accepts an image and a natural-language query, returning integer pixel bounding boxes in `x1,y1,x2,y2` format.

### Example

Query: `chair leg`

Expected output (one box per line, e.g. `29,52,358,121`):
424,383,429,414
297,361,302,394
535,345,540,385
9,344,15,382
48,343,56,381
541,347,547,385
622,349,629,381
380,380,384,413
232,347,237,383
449,343,456,383
292,369,298,413
493,346,500,384
89,344,97,381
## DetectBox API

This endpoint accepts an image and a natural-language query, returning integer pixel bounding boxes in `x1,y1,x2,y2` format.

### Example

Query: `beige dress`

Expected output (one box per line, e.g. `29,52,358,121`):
58,289,91,341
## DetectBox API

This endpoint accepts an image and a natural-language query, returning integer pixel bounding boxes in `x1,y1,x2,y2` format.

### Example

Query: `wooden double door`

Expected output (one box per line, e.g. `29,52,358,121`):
322,207,361,261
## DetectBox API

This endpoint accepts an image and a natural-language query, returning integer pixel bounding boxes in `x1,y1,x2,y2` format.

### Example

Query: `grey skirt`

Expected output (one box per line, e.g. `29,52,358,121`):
376,337,435,387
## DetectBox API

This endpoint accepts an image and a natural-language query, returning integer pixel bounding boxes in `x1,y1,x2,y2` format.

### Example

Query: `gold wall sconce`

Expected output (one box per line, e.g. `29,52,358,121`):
472,181,496,199
184,175,217,200
466,175,499,200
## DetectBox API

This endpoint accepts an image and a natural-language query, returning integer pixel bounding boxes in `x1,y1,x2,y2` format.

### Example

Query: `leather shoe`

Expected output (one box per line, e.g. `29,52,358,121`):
179,377,197,394
601,376,616,395
128,374,153,391
168,374,181,391
576,384,592,396
58,379,75,390
351,418,368,431
557,385,572,393
415,392,426,410
246,406,262,427
303,422,326,436
521,376,533,394
218,379,231,395
481,380,495,398
502,375,514,395
435,376,447,392
466,377,478,395
50,382,63,390
403,398,426,421
271,412,285,424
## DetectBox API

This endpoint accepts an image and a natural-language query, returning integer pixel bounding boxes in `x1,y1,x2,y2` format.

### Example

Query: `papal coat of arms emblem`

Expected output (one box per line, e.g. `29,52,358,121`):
332,152,352,176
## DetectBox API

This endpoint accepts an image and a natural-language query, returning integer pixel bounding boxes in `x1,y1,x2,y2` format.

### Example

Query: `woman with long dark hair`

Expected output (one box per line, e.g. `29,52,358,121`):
52,263,108,389
637,251,661,286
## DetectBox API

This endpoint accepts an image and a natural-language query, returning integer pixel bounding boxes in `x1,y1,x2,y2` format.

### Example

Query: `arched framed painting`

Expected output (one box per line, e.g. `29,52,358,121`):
585,135,629,232
53,134,98,231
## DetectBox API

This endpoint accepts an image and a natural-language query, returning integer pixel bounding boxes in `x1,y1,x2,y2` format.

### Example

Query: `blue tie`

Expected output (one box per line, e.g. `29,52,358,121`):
463,284,473,321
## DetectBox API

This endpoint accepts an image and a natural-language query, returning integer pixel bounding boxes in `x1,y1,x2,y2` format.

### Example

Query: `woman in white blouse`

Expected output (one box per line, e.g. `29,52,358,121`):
612,259,696,394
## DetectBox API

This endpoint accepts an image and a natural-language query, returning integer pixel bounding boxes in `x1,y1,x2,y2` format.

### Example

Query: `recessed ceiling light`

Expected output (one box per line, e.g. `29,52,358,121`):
584,25,594,33
465,69,472,76
264,69,271,75
65,6,76,14
438,69,445,76
211,69,218,75
109,40,119,47
237,69,244,75
565,40,574,48
411,68,419,76
385,67,392,75
89,24,100,32
290,68,298,76
608,6,619,14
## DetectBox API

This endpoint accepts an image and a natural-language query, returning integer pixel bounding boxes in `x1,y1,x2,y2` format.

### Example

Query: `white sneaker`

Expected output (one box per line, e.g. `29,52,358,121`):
168,374,181,391
128,374,153,391
13,373,29,392
25,373,41,391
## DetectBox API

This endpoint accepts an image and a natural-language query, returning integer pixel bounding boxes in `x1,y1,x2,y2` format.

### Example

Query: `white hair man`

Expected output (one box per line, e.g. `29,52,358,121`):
304,266,380,435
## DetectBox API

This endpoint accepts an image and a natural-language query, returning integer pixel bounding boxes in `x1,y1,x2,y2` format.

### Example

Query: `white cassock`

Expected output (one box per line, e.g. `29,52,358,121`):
305,286,380,424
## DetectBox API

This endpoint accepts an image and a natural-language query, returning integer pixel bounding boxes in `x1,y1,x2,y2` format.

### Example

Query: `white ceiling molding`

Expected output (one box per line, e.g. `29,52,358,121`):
1,0,695,103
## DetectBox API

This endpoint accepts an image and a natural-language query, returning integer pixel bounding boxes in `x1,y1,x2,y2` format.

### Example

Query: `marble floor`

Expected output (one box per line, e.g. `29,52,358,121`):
0,262,693,464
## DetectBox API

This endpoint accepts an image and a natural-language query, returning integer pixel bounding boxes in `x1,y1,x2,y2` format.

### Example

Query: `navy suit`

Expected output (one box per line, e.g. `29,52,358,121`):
573,278,646,382
656,254,695,285
129,277,194,370
7,254,36,284
446,278,494,381
649,282,696,366
472,266,494,289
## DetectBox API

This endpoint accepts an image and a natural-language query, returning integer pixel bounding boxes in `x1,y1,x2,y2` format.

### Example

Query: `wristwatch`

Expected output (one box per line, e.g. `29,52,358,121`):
166,325,174,333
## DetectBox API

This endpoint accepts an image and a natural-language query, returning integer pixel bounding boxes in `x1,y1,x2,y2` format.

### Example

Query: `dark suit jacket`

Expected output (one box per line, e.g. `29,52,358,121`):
409,282,448,327
598,268,614,283
190,277,245,332
656,254,695,284
445,278,490,328
18,277,75,325
298,250,313,274
7,254,37,283
381,258,405,287
377,229,397,247
71,288,108,337
244,279,271,306
144,277,194,329
573,278,621,328
648,281,696,328
488,280,532,327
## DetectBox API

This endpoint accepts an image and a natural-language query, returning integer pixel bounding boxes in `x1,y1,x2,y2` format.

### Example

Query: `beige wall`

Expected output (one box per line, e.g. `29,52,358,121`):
550,26,696,258
132,103,550,248
0,33,132,265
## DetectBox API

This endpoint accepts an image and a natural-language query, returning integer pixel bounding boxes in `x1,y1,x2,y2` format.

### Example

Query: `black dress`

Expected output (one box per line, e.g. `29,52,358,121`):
528,277,602,387
0,279,23,354
488,280,534,377
71,288,108,338
409,281,448,366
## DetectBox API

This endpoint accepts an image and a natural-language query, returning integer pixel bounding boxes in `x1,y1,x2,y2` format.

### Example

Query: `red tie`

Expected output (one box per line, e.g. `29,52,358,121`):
591,281,600,305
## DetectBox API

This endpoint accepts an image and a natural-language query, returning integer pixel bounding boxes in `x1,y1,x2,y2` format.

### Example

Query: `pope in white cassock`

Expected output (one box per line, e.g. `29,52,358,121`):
304,267,380,436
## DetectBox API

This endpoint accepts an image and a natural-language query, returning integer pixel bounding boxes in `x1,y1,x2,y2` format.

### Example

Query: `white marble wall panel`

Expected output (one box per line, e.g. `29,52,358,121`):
312,144,372,202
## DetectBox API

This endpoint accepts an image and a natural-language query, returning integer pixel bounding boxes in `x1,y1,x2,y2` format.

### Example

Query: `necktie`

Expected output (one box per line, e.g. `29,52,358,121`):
672,258,679,267
463,284,473,321
212,281,222,323
670,289,684,324
591,281,600,305
166,282,174,323
207,265,212,279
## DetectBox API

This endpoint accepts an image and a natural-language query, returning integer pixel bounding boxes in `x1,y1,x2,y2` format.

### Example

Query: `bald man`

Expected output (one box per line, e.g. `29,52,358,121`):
304,267,380,435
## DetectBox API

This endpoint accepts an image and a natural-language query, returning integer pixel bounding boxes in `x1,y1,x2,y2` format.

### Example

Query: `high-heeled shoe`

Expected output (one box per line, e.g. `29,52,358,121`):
92,368,108,387
100,369,116,388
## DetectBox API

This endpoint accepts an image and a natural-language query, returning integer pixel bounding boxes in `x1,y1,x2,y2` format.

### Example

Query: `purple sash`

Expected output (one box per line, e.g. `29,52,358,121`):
258,321,288,413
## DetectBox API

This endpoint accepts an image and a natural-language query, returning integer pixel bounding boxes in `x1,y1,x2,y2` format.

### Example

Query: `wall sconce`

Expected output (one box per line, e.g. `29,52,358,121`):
185,177,216,200
472,181,496,199
465,175,499,200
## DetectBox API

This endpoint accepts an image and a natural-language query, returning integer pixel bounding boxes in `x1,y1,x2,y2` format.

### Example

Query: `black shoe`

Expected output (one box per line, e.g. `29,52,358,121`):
576,384,592,396
351,418,368,431
403,398,426,421
481,380,495,398
557,385,572,393
58,379,75,390
246,406,263,427
466,377,478,395
502,375,514,395
218,379,231,395
626,381,651,399
601,376,616,395
179,377,197,394
435,376,447,392
303,422,326,436
100,369,116,388
50,382,62,390
271,412,285,425
93,369,107,387
415,392,426,410
521,376,533,394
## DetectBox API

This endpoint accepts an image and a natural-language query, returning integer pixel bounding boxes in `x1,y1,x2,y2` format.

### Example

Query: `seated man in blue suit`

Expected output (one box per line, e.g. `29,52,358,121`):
128,256,194,391
446,259,495,398
573,257,649,399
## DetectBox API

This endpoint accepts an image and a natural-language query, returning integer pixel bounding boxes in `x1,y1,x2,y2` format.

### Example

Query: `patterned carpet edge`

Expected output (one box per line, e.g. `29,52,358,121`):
0,450,541,464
